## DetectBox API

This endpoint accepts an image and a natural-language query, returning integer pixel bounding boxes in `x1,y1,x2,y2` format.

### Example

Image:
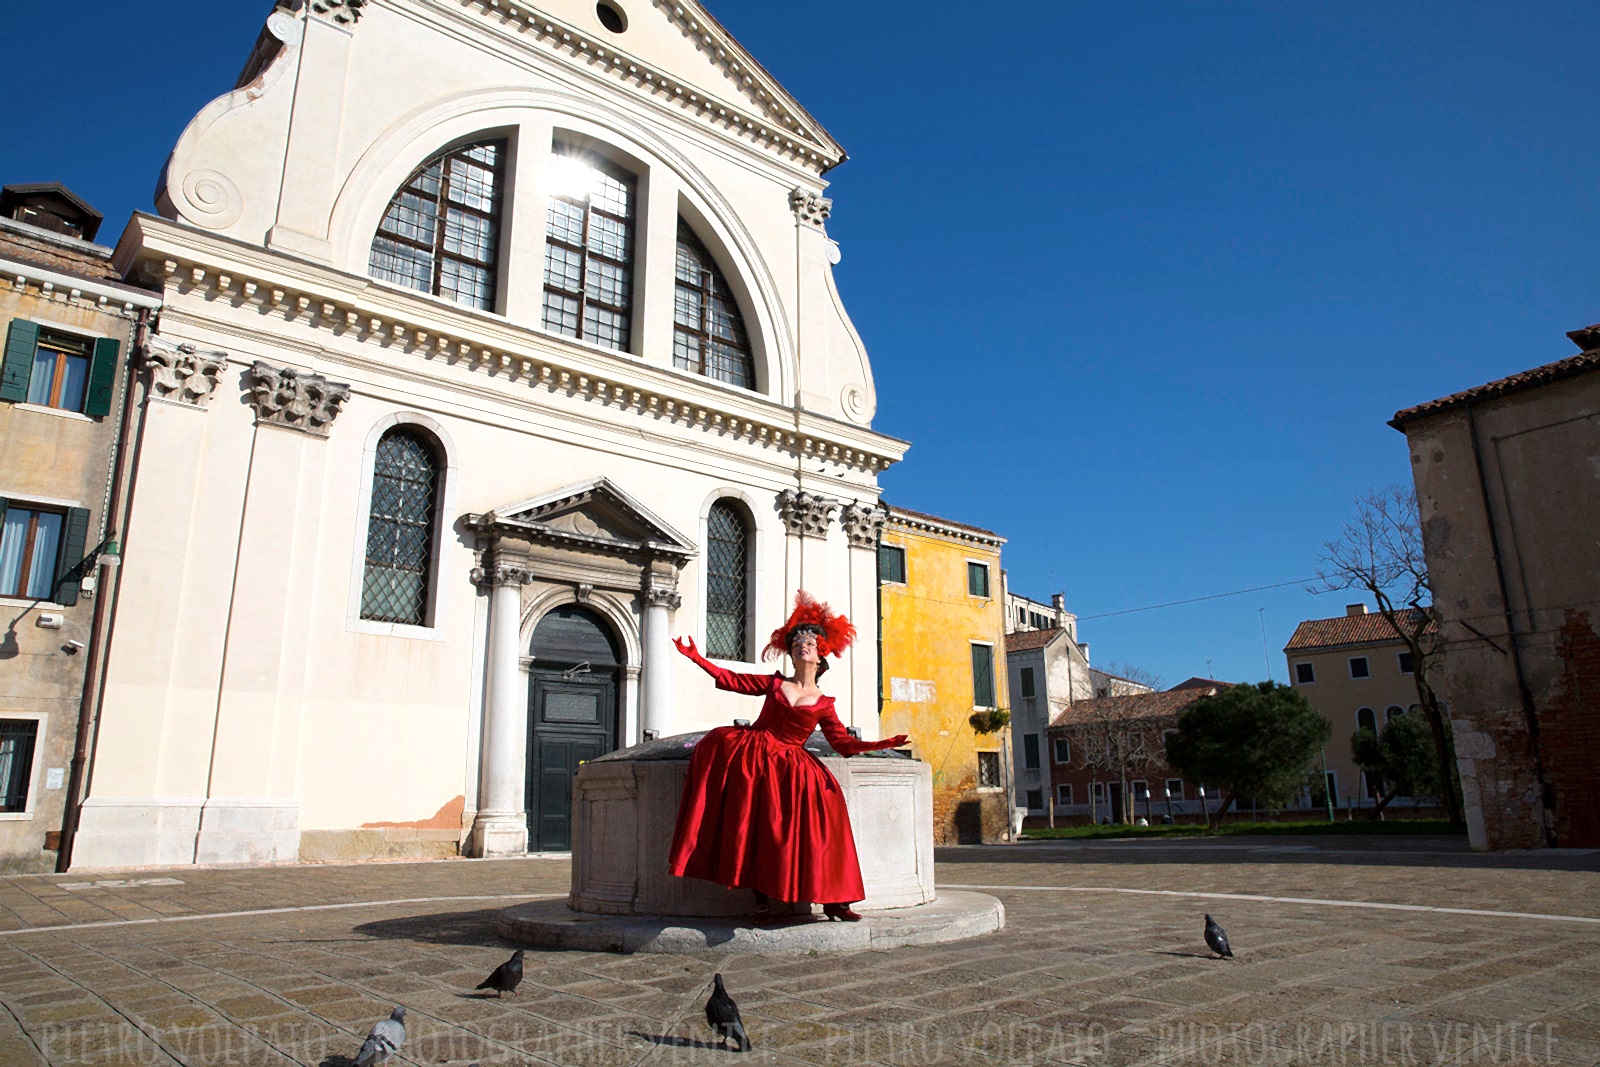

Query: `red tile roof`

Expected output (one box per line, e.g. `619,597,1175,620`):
1005,628,1064,653
0,229,121,282
1390,333,1600,428
1283,608,1435,651
1168,676,1234,691
1048,686,1223,730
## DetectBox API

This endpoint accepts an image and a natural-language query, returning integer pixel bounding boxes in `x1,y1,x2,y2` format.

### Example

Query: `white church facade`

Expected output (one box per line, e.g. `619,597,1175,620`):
76,0,906,867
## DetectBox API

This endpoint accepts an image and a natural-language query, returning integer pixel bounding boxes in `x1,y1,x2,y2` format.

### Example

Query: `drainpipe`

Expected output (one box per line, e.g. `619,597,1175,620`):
57,307,151,872
1465,403,1555,847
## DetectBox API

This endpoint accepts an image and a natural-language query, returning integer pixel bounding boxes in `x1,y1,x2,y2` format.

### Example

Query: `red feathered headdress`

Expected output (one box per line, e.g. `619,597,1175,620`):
762,591,856,662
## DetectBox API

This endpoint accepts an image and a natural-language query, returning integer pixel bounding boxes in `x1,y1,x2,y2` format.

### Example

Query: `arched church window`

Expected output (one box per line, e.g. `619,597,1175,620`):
674,220,754,389
361,428,441,625
705,500,750,661
543,148,636,351
369,140,505,311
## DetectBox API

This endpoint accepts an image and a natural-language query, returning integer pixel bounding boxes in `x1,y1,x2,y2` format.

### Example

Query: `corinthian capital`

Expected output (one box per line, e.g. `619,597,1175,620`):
777,489,839,540
789,188,832,229
645,585,682,611
246,361,351,436
839,502,888,549
145,343,225,407
471,563,535,589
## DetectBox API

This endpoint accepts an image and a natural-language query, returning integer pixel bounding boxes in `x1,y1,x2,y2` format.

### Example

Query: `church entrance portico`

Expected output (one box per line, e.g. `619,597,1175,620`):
463,478,695,857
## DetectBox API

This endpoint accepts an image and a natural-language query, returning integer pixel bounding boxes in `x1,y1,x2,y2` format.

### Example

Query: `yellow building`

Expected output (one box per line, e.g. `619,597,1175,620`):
878,506,1009,843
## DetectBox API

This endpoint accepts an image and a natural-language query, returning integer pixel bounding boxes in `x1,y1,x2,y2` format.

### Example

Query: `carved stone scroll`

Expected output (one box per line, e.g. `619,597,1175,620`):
777,489,839,540
146,345,225,407
839,502,888,549
789,188,833,229
245,361,351,436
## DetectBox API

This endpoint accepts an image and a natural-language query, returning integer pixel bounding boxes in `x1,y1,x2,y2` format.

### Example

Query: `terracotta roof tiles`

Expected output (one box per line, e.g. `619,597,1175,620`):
1283,609,1435,651
1005,628,1063,653
1048,686,1224,730
0,229,121,282
1391,333,1600,427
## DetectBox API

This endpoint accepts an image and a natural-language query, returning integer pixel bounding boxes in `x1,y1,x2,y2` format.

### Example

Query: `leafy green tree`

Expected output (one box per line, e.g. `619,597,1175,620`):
1165,681,1332,828
1350,711,1441,818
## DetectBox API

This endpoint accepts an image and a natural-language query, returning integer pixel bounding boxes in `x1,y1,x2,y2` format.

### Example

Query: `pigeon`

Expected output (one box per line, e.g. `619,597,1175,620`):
705,973,751,1052
354,1006,406,1066
476,949,525,997
1204,914,1233,959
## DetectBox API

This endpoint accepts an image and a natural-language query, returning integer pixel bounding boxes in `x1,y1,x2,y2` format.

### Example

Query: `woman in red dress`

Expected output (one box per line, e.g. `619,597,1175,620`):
668,592,907,922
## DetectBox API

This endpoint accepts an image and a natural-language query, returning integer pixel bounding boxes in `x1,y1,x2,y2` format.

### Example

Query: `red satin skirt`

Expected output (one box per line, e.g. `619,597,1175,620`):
668,726,866,904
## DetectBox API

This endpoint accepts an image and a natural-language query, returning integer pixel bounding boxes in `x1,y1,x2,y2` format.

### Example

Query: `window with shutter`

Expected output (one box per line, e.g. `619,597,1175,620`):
52,507,91,606
83,337,120,417
967,561,989,598
0,720,37,813
877,544,905,584
0,503,74,601
1,320,40,403
970,643,995,708
1023,732,1040,770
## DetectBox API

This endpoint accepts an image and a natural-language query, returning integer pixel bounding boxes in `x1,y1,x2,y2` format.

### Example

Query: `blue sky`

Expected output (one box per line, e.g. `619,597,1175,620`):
4,2,1596,686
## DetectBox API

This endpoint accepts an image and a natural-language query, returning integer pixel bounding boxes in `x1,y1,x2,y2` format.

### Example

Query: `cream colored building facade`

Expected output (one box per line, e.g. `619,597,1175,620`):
75,0,906,867
1284,604,1429,809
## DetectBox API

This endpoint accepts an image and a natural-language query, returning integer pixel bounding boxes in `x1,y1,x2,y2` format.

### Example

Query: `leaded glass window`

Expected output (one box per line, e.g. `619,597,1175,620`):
705,501,749,661
674,221,754,389
369,140,505,311
361,429,440,625
542,149,635,351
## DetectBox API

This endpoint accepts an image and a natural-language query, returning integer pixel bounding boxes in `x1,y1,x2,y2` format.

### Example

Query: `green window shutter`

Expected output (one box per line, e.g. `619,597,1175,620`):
53,507,91,607
1,320,39,403
972,644,995,707
83,337,120,417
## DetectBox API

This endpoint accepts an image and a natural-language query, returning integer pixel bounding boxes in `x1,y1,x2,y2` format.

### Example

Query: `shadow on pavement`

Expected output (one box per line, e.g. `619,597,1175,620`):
629,1030,725,1051
352,907,509,947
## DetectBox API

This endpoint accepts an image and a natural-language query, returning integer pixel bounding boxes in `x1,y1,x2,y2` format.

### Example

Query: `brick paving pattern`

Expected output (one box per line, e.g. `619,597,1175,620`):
0,837,1591,1065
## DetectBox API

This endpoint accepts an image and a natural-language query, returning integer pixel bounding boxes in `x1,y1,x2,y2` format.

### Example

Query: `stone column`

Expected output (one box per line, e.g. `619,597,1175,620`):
777,488,839,597
642,580,681,738
469,554,534,856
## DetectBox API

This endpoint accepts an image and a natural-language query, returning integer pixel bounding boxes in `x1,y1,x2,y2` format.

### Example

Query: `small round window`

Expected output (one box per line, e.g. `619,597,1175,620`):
596,2,627,33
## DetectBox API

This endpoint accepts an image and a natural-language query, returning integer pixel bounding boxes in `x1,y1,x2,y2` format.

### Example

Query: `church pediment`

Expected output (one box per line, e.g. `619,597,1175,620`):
444,0,843,171
465,477,696,558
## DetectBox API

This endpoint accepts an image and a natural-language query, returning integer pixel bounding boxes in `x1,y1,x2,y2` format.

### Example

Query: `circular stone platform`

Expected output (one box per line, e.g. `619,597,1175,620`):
496,890,1005,955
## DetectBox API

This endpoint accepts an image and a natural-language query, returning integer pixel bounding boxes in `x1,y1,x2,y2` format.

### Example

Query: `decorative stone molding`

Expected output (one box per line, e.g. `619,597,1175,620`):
789,188,833,228
471,562,535,588
575,582,595,603
275,0,365,24
245,361,351,436
145,344,225,407
839,502,888,549
644,585,682,611
777,489,839,540
450,0,841,172
150,255,901,474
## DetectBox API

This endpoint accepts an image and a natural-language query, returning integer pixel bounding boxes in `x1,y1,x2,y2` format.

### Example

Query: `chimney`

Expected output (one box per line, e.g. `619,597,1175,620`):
1346,604,1367,617
1052,593,1065,626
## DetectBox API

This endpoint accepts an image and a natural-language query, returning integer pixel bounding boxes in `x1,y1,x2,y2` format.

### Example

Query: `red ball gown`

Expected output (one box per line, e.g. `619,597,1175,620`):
668,649,900,904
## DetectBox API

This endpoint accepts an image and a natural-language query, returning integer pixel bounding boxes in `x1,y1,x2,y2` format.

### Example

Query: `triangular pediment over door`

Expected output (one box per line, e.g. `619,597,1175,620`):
469,477,695,560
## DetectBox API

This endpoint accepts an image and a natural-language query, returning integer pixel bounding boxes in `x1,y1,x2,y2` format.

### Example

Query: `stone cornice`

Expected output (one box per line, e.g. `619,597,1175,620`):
117,216,906,475
436,0,843,174
885,510,1005,548
2,256,161,315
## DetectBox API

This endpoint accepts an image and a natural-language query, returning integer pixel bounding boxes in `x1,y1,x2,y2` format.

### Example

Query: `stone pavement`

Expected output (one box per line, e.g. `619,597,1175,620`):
0,836,1593,1066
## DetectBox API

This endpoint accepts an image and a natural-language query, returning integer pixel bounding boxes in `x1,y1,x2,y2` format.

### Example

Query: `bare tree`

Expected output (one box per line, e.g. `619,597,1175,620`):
1311,485,1462,826
1093,661,1164,696
1056,697,1167,824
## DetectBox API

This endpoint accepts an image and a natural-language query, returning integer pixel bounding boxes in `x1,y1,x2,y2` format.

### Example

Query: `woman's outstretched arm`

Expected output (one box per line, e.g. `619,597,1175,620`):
673,636,773,696
816,706,908,757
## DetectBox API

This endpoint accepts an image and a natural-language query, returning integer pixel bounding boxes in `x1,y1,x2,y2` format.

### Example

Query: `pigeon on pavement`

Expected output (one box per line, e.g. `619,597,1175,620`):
1204,914,1233,959
476,949,525,997
705,973,751,1052
355,1006,406,1066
